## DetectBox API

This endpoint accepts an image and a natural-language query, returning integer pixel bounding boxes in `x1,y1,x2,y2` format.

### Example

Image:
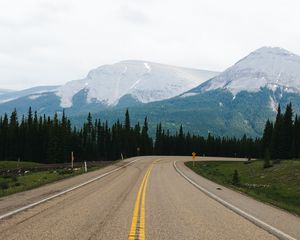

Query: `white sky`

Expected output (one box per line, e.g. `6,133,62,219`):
1,0,300,90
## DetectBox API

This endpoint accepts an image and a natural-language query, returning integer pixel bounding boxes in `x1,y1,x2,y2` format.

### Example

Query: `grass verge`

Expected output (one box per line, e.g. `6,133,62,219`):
185,160,300,216
0,164,109,198
0,161,42,169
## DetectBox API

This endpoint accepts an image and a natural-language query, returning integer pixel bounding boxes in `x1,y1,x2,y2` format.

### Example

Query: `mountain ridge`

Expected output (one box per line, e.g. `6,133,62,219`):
189,47,300,97
1,47,300,137
56,60,219,108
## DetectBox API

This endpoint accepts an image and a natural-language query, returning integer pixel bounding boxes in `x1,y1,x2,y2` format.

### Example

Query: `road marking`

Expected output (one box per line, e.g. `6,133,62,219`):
0,157,142,221
128,167,151,240
128,160,159,240
173,161,297,240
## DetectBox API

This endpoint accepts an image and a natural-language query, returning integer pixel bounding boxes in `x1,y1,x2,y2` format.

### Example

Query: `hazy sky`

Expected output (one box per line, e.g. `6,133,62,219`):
1,0,300,90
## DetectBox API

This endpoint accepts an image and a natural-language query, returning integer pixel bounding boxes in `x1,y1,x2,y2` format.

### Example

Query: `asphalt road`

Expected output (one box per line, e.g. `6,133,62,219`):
0,156,298,240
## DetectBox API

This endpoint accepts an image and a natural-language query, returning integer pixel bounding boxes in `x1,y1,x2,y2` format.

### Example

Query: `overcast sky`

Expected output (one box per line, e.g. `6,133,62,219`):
1,0,300,90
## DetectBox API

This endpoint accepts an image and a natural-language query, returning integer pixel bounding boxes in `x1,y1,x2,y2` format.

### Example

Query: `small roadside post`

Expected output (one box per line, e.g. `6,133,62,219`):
192,152,196,167
71,152,74,169
84,161,87,173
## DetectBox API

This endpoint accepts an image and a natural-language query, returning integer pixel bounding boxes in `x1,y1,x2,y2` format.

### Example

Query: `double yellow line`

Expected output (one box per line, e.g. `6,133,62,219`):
128,160,159,240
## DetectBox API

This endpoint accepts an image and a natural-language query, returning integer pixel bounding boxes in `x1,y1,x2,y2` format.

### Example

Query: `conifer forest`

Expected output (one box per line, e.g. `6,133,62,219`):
0,104,298,164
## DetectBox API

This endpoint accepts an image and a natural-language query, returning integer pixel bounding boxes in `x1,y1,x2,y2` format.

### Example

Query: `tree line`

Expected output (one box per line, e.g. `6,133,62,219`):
154,123,261,158
0,104,298,164
262,103,300,160
0,108,152,163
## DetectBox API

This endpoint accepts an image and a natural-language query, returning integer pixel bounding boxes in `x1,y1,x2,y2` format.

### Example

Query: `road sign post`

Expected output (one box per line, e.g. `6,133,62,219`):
71,152,74,169
84,161,87,173
192,152,196,167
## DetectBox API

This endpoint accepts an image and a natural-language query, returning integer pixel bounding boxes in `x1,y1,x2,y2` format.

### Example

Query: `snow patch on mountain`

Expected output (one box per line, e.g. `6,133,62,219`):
180,92,198,98
0,98,16,104
269,96,278,112
56,60,219,108
0,86,59,104
28,94,44,100
144,62,151,73
200,47,300,95
57,80,86,107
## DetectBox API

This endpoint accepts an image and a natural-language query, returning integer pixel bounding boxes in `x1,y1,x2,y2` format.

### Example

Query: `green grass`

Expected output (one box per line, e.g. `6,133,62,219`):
185,160,300,216
0,161,42,169
0,165,108,198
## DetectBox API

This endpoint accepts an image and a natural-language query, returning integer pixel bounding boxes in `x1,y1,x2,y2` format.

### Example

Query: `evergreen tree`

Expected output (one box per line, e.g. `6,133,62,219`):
155,123,162,154
141,117,152,155
294,116,300,158
0,108,280,164
271,105,284,160
125,109,130,131
262,120,273,156
282,103,293,158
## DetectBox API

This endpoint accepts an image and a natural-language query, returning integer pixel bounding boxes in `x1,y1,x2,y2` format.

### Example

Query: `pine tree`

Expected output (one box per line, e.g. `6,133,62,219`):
8,109,19,160
154,123,162,154
0,114,9,160
141,117,152,155
282,103,293,159
262,120,273,156
125,109,130,132
271,105,284,160
294,116,300,158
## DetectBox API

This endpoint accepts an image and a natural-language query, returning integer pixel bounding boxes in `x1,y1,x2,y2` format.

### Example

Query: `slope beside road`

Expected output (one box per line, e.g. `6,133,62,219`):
0,156,298,239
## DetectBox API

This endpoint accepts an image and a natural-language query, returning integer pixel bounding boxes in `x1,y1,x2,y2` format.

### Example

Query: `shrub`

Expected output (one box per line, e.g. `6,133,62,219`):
14,182,21,187
12,175,18,182
232,170,240,186
0,181,9,190
58,169,74,175
263,149,272,168
263,158,272,169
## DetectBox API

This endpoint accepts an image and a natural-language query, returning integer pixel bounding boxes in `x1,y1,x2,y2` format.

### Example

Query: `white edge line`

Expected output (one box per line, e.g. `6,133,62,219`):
0,158,141,220
173,161,297,240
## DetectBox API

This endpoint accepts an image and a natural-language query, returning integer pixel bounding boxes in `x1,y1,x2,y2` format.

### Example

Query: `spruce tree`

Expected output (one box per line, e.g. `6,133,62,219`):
125,109,130,132
293,115,300,158
282,103,293,159
271,105,284,160
262,120,273,156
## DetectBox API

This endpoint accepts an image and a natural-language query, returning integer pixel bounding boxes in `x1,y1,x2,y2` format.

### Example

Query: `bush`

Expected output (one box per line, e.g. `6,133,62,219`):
14,182,21,187
273,159,281,164
263,149,272,168
0,181,9,190
12,175,18,182
263,158,272,169
58,169,74,175
232,170,240,186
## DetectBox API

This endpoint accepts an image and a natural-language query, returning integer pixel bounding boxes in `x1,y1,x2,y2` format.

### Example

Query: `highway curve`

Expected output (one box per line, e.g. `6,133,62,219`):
0,156,299,240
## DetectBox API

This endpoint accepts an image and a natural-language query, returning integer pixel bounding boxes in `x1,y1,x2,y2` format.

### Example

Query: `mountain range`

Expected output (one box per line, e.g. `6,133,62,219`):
1,47,300,137
0,61,218,116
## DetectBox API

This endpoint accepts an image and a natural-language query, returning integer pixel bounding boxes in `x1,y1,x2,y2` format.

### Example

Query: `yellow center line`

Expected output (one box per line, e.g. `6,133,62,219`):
139,164,153,240
128,159,160,240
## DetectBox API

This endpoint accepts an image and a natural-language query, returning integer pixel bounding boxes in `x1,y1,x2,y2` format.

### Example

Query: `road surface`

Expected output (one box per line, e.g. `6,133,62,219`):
0,156,299,240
